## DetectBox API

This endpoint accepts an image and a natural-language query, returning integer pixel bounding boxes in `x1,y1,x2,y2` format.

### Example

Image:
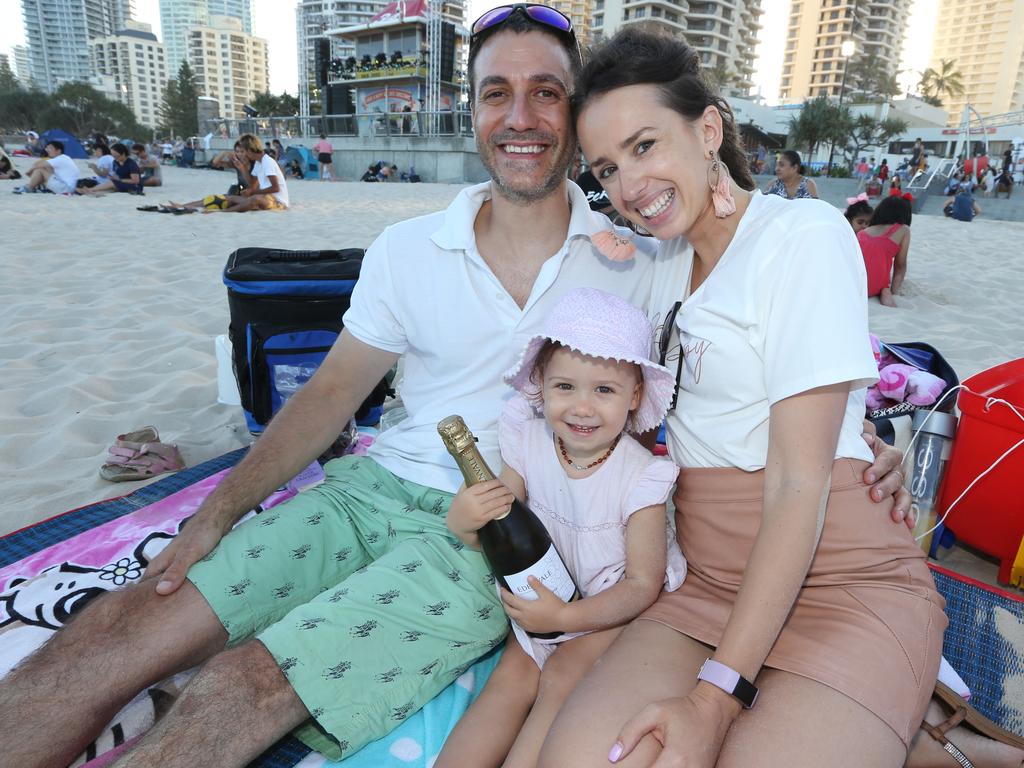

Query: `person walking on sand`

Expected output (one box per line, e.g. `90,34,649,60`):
0,10,912,768
313,133,336,181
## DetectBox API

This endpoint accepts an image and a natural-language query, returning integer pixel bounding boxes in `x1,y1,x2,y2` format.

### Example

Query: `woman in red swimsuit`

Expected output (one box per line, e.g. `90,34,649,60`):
857,195,911,307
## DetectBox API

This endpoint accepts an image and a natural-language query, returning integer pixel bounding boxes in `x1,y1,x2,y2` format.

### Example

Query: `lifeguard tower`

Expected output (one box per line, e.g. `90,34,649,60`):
325,0,468,138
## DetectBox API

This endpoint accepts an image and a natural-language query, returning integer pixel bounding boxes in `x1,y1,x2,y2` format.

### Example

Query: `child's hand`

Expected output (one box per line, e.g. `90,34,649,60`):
501,576,568,634
447,480,514,549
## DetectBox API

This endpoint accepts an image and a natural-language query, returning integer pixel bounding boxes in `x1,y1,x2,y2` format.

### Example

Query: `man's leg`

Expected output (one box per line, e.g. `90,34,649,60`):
110,639,308,768
23,165,51,190
0,580,227,768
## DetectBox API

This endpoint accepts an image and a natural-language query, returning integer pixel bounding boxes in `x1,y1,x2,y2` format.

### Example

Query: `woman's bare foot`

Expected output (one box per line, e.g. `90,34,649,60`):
906,698,1024,767
880,287,898,307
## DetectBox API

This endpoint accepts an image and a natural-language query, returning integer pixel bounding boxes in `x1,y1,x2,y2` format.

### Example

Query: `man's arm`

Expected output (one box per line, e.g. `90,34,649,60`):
147,330,399,594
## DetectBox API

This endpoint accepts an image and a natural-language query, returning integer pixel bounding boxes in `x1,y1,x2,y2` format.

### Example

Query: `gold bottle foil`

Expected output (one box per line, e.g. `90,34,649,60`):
437,415,508,518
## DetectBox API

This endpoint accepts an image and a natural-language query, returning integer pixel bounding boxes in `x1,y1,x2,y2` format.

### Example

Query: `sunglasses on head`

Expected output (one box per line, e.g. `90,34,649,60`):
657,300,684,411
471,4,576,47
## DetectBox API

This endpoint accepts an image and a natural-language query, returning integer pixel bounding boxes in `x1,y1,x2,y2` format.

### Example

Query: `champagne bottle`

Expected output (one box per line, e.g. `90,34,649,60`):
438,415,579,639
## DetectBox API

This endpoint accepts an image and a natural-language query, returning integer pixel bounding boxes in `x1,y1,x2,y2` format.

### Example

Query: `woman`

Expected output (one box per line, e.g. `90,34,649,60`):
539,28,950,767
83,143,142,195
764,149,818,199
858,194,911,308
313,133,335,181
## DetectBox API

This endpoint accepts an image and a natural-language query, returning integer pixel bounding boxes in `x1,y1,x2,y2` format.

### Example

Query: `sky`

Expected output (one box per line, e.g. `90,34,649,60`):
1,0,938,105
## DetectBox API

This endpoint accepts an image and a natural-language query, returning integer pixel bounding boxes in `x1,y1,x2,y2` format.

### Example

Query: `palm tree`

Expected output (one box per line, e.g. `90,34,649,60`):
919,59,965,106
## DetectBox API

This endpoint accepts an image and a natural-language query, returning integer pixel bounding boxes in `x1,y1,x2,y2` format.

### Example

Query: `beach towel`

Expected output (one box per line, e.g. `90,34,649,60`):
0,444,502,768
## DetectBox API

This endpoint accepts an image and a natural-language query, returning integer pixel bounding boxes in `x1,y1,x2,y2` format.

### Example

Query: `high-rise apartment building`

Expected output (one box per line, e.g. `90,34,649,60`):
929,0,1024,122
13,45,33,86
188,15,268,120
548,0,594,47
160,0,253,73
21,0,135,92
90,20,167,127
779,0,909,104
592,0,763,94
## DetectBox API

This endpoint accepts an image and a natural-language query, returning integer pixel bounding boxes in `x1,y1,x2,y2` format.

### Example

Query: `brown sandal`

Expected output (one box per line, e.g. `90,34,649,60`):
922,681,1024,767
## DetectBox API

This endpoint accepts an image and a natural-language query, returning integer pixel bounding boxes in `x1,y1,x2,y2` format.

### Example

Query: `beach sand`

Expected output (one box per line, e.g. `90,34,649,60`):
1,164,1022,537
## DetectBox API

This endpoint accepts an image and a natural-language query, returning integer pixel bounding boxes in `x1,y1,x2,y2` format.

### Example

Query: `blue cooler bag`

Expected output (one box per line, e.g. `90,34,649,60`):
224,247,389,433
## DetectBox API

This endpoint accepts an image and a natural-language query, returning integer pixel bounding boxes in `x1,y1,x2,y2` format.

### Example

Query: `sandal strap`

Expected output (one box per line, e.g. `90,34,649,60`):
922,710,975,768
939,740,975,768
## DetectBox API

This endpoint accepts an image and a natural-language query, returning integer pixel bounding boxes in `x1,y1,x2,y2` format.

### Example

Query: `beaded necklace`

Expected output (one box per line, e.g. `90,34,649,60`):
558,435,620,471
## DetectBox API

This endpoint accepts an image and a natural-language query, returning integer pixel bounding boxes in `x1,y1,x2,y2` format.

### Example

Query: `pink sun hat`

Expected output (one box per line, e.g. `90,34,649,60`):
504,288,675,434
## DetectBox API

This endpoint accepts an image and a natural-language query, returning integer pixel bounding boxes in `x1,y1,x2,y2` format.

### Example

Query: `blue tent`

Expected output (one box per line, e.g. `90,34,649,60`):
283,145,319,179
39,129,87,159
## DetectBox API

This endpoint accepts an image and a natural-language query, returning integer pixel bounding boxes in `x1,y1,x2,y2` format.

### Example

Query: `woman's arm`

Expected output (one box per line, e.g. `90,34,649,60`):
503,504,668,635
890,227,910,295
806,178,819,198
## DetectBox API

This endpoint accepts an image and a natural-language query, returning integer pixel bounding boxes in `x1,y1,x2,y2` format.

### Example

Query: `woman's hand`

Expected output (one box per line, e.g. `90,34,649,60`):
446,479,514,549
860,423,913,527
500,576,567,634
608,685,740,768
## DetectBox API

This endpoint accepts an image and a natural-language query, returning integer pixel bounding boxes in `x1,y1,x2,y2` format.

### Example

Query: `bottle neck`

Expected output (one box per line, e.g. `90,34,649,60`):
453,444,497,487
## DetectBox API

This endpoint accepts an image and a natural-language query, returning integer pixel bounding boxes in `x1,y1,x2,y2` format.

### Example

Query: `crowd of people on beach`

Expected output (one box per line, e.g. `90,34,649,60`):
4,6,1024,768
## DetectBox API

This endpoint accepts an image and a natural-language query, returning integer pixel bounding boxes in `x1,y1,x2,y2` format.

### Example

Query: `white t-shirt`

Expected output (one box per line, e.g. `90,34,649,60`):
344,181,658,493
91,153,114,181
647,191,878,470
47,153,80,189
254,154,289,208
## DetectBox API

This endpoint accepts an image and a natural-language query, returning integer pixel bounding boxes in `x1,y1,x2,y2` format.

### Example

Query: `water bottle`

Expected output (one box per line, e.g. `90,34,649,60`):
909,410,957,554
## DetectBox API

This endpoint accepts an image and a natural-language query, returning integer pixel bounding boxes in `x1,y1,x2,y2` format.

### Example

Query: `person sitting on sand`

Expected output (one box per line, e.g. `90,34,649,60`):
132,144,163,188
944,185,981,222
0,146,20,179
81,143,143,195
12,140,79,194
78,143,114,189
360,163,379,182
210,141,253,195
170,133,288,212
857,194,911,307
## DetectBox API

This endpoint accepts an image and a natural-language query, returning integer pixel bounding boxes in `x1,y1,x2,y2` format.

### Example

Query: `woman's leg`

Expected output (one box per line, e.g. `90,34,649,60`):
434,638,538,768
906,698,1024,768
538,619,711,768
880,286,897,307
717,668,906,768
503,627,622,768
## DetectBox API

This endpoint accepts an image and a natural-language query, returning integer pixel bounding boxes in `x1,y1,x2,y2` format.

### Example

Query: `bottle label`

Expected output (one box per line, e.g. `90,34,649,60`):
503,544,576,602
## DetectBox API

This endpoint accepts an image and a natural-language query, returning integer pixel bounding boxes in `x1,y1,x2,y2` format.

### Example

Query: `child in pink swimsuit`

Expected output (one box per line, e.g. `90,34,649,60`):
856,194,911,307
436,288,686,768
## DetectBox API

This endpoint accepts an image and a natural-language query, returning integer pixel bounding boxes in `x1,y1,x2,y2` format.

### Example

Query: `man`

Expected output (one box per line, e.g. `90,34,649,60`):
944,184,981,221
12,140,80,194
0,10,908,768
132,143,163,187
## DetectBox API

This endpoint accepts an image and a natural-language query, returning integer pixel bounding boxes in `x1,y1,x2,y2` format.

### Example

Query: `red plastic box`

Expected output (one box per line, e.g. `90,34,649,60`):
939,359,1024,584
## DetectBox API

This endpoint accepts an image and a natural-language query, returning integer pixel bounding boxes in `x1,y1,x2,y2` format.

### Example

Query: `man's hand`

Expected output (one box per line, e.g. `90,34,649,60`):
144,515,227,595
446,480,514,548
861,424,913,528
500,577,568,634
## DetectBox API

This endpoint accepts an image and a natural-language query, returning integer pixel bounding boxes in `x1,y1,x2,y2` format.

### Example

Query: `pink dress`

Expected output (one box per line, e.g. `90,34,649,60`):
499,395,686,666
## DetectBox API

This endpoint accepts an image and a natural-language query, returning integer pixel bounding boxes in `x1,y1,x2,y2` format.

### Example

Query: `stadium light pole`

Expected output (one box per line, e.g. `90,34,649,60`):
827,39,857,177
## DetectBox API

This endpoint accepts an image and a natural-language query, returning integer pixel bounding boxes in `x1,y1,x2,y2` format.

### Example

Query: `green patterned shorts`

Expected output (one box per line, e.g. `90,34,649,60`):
188,455,508,759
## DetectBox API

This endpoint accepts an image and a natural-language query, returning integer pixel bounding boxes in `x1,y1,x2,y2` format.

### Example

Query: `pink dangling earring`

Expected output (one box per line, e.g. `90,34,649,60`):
592,229,637,261
708,151,736,218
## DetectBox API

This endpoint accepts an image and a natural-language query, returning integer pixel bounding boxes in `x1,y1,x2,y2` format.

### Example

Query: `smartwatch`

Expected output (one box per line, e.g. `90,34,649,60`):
696,658,759,709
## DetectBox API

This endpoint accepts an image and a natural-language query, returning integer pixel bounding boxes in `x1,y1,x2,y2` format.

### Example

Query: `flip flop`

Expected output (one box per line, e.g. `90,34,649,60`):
115,426,160,446
922,681,1024,767
100,441,185,482
137,205,161,212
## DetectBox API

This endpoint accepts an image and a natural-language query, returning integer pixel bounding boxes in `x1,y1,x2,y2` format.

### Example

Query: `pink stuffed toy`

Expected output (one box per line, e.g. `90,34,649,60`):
867,334,946,410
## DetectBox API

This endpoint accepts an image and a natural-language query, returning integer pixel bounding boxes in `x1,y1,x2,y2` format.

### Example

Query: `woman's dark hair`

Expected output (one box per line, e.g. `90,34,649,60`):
131,143,146,153
572,28,754,191
869,195,912,227
779,149,804,175
95,143,111,155
844,200,873,222
110,143,129,157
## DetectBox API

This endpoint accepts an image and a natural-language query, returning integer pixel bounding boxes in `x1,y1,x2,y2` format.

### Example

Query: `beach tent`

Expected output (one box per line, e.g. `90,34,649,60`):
283,145,319,179
39,129,87,159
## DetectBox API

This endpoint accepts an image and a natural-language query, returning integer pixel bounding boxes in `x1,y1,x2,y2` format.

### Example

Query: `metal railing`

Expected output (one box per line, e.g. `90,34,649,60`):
202,109,475,141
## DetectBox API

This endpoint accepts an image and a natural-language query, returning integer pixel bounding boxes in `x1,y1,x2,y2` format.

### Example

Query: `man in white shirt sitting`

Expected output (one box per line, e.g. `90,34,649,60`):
12,140,80,194
220,133,290,212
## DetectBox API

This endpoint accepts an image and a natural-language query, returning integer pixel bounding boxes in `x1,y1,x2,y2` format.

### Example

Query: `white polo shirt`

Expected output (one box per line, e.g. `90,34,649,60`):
344,181,658,493
647,191,878,471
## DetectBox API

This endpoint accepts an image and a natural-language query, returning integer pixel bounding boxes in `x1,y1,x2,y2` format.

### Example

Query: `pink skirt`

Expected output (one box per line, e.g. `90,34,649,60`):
642,459,946,746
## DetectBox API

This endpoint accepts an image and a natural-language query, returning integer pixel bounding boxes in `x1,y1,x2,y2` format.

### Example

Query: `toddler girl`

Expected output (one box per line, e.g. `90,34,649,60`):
436,288,686,768
844,197,873,233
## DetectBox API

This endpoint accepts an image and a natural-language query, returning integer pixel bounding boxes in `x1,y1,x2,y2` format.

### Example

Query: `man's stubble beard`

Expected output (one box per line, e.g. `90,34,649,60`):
479,134,577,205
